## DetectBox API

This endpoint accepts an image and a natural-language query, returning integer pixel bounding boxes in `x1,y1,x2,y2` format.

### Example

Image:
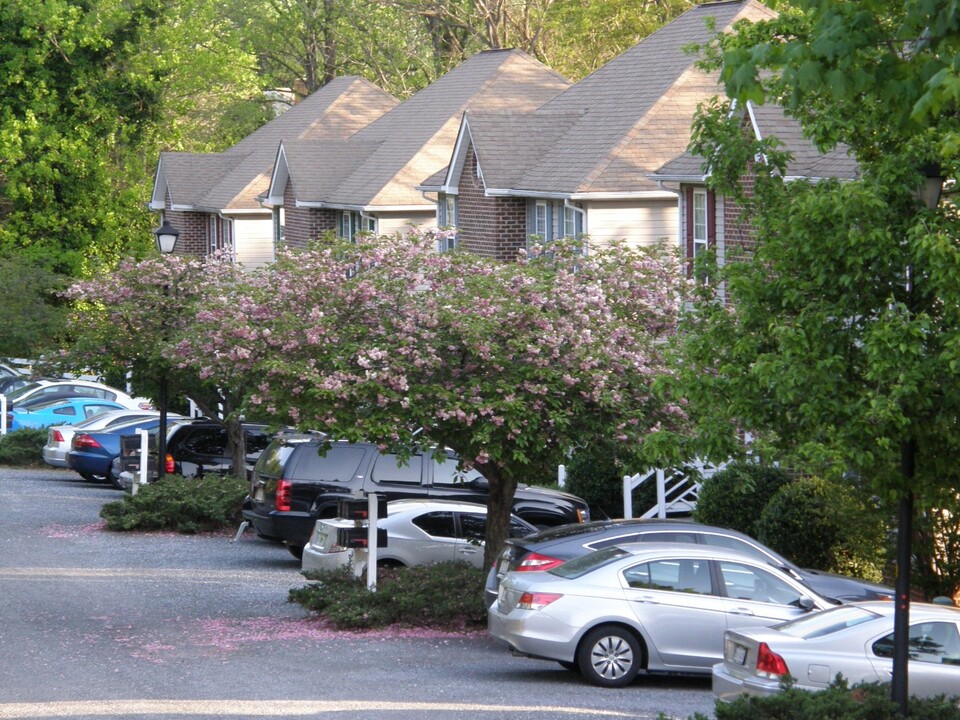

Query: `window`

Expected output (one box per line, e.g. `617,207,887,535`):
53,406,77,416
432,454,485,485
293,445,366,483
338,212,375,241
718,562,802,605
873,622,960,665
339,211,353,241
459,513,486,541
535,202,547,238
563,205,583,238
371,453,422,485
623,559,713,595
413,511,456,539
84,404,118,418
701,533,778,564
692,189,708,259
274,208,285,247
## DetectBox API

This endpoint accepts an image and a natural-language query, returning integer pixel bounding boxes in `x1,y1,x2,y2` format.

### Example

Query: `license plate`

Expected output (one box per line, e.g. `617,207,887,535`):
733,645,747,666
254,487,264,502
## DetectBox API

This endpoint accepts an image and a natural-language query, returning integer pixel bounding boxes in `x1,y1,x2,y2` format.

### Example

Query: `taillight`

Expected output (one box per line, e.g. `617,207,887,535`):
576,508,588,523
275,479,292,511
165,453,174,474
516,552,565,572
755,642,789,677
72,434,102,450
518,592,563,610
52,429,64,443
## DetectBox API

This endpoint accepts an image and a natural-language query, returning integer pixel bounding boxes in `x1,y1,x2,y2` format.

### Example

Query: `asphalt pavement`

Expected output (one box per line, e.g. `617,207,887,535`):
0,466,716,720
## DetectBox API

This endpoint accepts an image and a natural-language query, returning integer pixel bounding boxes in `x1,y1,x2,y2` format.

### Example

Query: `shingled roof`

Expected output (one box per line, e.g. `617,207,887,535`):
152,77,399,212
651,101,859,183
268,49,571,210
431,0,775,198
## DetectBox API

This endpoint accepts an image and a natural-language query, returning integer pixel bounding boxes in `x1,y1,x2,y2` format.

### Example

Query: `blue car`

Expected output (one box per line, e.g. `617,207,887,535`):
67,415,182,485
7,398,127,431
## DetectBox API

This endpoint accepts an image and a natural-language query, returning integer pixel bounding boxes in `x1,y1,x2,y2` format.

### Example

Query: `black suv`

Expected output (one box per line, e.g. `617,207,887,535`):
242,433,591,557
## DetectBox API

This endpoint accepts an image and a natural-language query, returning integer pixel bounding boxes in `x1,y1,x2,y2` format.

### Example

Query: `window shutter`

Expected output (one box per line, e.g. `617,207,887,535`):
707,190,716,248
684,186,695,277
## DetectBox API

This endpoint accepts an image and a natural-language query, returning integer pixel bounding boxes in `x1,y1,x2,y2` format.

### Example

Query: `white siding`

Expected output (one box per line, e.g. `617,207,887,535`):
233,215,274,269
584,199,679,249
376,211,436,237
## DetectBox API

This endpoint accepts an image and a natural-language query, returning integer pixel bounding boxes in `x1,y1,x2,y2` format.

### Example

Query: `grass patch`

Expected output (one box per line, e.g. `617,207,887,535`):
100,474,248,533
291,562,487,631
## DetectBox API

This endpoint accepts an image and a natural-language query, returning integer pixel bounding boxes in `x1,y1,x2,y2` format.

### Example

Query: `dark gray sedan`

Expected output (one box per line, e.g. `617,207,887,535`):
489,543,833,688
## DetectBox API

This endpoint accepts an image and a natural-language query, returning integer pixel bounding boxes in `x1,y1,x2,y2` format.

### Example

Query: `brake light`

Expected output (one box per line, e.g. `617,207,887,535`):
275,479,292,512
756,642,789,677
165,453,174,474
52,429,64,443
518,592,563,610
516,552,565,572
72,434,102,450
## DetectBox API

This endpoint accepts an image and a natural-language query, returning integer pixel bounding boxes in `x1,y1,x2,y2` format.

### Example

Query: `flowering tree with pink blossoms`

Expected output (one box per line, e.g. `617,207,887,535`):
60,253,255,474
186,231,687,565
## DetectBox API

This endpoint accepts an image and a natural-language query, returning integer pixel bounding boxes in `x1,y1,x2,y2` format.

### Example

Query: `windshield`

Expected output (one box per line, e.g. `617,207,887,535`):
549,546,631,579
774,604,882,639
4,381,43,400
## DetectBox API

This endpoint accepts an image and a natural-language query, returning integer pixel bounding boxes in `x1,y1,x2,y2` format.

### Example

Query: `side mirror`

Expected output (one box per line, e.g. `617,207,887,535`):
469,476,490,491
798,596,815,611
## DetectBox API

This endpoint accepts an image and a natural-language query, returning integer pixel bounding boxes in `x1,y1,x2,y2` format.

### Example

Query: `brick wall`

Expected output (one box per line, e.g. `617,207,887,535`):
721,171,758,262
456,144,528,261
282,179,337,249
163,196,208,257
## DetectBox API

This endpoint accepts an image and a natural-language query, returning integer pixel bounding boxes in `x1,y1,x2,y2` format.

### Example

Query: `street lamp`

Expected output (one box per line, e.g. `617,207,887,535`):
152,219,179,482
891,163,944,716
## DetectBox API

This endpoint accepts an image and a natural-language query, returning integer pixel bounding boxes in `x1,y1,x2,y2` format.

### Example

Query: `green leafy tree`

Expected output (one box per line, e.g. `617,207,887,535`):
0,255,65,358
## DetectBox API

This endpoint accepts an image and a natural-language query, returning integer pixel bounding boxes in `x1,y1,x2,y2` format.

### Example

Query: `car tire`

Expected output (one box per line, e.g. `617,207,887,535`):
108,470,123,491
577,625,642,688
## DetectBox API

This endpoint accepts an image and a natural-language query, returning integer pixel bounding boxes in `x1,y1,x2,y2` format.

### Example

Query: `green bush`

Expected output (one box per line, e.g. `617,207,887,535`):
0,428,47,466
565,442,657,518
756,476,887,582
698,677,959,720
100,474,248,533
693,462,792,536
291,562,487,630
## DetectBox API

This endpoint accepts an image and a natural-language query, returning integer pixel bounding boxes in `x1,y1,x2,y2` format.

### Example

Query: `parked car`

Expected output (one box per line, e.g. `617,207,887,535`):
485,518,893,608
7,398,128,430
115,418,276,488
302,499,538,574
712,601,960,701
2,379,151,411
243,433,591,558
43,409,160,469
0,362,23,380
488,543,833,688
0,375,30,396
67,414,186,485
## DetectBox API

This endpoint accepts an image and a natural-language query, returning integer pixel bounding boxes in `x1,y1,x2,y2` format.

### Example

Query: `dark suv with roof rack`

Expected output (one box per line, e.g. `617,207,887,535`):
242,433,591,558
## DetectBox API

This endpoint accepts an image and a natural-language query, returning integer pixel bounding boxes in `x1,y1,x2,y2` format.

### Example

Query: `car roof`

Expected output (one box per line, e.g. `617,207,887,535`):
615,541,774,563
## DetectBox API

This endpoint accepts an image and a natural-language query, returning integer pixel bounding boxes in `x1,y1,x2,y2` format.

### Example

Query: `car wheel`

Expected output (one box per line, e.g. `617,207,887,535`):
287,544,304,560
108,470,124,490
577,625,642,688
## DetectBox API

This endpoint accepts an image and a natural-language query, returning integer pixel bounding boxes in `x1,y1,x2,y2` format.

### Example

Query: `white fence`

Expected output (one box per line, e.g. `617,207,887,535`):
623,459,727,519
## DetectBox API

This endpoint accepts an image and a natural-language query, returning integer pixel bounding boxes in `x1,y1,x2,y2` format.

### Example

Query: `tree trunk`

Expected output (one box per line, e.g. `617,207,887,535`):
479,463,518,569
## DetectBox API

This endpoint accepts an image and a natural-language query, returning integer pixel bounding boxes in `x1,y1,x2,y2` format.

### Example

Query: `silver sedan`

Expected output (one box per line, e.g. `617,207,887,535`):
713,601,960,700
488,543,833,687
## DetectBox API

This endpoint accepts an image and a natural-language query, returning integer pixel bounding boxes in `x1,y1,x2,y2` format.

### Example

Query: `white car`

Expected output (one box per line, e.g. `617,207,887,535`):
3,379,152,411
713,601,960,701
301,499,537,575
42,409,161,468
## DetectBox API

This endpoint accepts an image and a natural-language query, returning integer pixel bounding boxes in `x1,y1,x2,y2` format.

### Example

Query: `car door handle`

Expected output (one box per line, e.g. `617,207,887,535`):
729,607,756,616
458,547,479,554
632,595,660,604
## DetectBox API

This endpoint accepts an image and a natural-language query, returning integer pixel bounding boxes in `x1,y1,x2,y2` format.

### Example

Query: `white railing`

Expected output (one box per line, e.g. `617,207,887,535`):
623,459,727,519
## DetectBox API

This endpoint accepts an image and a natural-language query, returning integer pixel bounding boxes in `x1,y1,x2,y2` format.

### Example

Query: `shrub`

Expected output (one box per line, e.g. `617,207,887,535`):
100,474,248,533
291,562,487,630
697,677,960,720
565,442,657,518
692,462,791,536
756,476,887,582
0,428,47,466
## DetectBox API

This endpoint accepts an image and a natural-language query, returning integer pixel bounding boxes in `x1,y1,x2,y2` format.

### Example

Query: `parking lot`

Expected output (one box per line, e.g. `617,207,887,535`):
0,467,715,720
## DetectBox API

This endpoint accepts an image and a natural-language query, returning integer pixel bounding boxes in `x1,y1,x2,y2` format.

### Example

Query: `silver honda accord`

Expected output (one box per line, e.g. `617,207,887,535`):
488,542,833,687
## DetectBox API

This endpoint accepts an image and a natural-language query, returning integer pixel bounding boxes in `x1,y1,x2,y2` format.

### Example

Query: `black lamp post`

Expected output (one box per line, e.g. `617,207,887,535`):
891,164,943,716
152,219,179,482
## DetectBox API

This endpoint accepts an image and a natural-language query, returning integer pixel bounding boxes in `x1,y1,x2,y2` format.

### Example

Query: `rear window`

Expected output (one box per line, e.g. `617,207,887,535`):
550,546,630,579
292,445,367,482
774,605,882,639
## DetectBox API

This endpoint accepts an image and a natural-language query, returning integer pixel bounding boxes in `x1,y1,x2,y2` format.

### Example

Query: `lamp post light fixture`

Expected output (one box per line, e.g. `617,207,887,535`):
152,219,179,482
890,163,944,717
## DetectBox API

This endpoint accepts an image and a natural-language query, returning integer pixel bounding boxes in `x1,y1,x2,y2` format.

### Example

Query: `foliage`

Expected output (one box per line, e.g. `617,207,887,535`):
0,428,46,467
692,463,792,538
291,562,487,630
564,442,657,519
914,486,960,600
0,256,66,358
99,474,248,533
701,677,960,720
181,231,686,566
756,477,888,583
